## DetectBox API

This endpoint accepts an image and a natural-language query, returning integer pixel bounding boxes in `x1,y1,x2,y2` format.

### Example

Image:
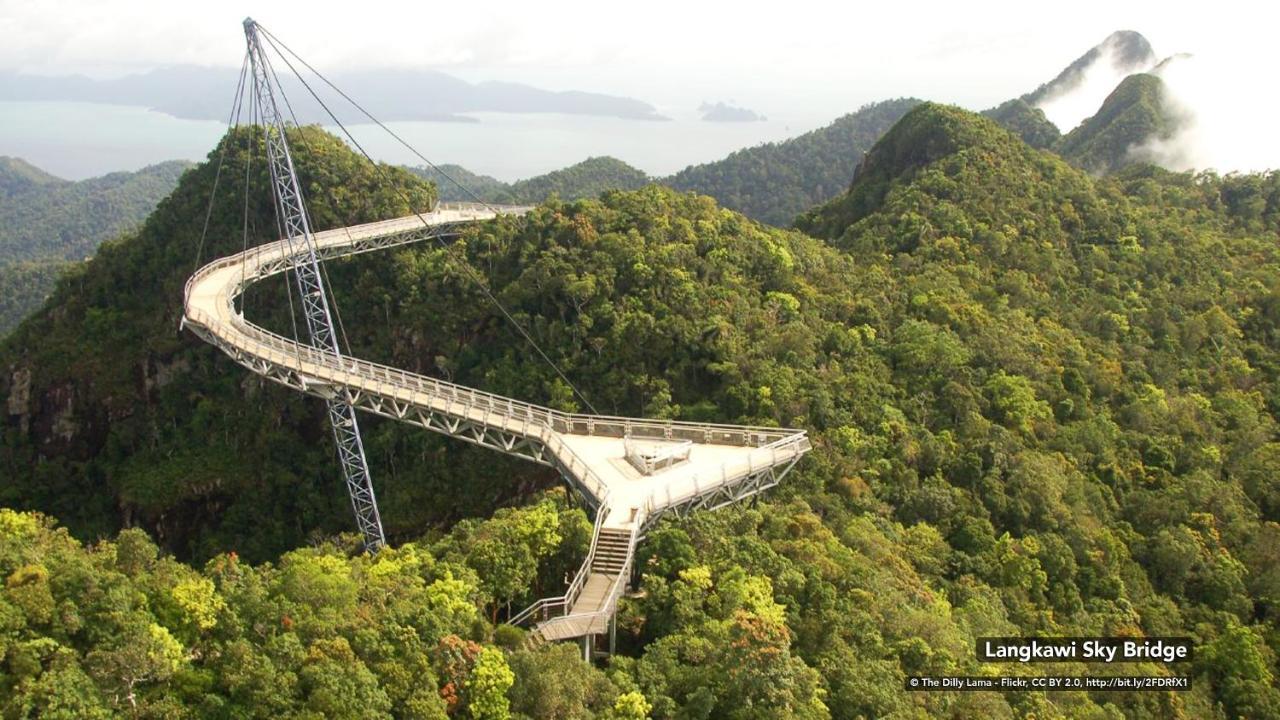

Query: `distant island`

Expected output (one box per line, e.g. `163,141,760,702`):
0,66,670,123
699,101,766,122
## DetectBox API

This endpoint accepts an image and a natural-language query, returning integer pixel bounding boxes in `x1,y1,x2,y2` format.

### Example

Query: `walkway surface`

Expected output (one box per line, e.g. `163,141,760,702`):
182,202,811,644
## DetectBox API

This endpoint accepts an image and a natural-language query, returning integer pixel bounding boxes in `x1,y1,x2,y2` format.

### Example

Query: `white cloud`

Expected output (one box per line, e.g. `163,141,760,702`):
1035,36,1155,133
0,0,1277,172
1138,53,1279,174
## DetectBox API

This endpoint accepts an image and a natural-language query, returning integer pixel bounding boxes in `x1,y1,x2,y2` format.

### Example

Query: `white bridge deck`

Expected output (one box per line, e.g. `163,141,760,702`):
182,202,811,645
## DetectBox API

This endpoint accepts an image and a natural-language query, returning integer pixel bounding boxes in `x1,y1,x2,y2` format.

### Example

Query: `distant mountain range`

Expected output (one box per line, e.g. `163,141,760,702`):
0,30,1206,335
416,31,1191,226
0,158,191,334
0,66,668,123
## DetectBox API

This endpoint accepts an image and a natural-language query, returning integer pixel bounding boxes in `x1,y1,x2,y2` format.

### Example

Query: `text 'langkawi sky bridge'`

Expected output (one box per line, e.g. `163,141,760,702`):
181,18,810,658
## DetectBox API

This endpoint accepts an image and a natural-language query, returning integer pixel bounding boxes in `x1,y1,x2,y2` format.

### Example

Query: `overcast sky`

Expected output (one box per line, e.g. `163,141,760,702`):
2,0,1277,173
0,1,1272,113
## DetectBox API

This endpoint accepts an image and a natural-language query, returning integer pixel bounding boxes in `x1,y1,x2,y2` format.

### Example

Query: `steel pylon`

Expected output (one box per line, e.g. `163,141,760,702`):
244,18,386,551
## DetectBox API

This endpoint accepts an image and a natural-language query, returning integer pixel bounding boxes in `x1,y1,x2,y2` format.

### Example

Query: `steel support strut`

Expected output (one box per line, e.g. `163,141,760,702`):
244,17,386,551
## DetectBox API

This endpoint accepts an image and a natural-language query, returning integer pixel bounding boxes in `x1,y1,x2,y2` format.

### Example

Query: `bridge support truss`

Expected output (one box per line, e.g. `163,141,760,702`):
244,18,386,550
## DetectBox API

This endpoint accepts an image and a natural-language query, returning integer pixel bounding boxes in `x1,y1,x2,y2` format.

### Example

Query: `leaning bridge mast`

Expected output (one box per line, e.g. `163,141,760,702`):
243,18,386,551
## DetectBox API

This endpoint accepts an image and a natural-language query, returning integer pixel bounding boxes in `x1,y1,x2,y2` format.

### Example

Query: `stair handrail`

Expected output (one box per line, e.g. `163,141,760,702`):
532,520,640,637
509,500,609,627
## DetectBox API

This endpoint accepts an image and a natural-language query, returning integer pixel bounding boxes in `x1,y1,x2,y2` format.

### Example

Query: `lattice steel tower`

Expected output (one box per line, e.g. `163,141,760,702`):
243,18,386,551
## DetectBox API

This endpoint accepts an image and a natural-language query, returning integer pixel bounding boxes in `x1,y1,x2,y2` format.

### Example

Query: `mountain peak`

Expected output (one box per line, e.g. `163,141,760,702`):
1057,72,1183,174
0,157,66,198
795,102,1122,252
1025,30,1157,109
1101,31,1157,69
796,103,1012,235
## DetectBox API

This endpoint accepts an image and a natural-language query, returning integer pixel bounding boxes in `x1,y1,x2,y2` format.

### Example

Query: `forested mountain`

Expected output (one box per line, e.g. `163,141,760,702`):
410,163,511,203
0,158,191,335
1,128,440,560
0,157,63,197
0,159,191,263
1020,30,1157,107
411,156,650,204
5,107,1280,717
663,98,923,226
1057,73,1183,174
984,30,1186,176
504,156,649,202
981,98,1061,149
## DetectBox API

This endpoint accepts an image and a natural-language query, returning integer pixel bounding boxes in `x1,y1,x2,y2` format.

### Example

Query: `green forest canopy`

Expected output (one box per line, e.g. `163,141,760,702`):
3,104,1280,717
0,158,192,335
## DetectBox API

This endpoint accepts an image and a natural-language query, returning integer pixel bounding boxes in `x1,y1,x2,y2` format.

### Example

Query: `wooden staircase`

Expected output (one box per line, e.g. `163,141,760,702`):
521,525,636,644
590,528,632,575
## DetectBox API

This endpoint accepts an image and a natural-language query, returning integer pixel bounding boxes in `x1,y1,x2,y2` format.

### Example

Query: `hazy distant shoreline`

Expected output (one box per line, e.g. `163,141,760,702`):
0,100,810,181
0,65,671,123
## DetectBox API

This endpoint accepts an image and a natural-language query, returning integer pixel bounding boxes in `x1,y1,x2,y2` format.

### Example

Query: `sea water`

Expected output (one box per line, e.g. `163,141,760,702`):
0,101,814,181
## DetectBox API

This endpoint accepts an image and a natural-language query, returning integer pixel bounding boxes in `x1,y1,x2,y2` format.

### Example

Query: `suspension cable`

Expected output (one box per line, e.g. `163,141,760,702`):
259,48,358,357
258,25,508,214
257,26,600,414
192,52,250,276
239,76,254,314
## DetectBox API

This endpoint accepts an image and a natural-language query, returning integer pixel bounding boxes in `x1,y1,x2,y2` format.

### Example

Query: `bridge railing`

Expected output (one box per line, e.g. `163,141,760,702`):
530,521,640,639
642,432,812,518
508,502,611,628
183,209,809,513
184,228,805,446
434,201,537,214
185,298,614,505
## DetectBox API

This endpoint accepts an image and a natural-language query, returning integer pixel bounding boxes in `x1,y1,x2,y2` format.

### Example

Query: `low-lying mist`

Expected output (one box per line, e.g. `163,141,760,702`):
1037,35,1277,175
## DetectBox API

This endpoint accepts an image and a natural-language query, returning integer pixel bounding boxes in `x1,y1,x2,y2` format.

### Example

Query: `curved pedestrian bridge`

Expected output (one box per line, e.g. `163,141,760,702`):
182,201,811,649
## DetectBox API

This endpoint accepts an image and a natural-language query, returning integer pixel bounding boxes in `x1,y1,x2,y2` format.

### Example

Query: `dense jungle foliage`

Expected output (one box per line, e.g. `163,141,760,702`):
664,98,923,227
0,259,73,337
4,103,1280,717
0,158,191,335
411,157,649,205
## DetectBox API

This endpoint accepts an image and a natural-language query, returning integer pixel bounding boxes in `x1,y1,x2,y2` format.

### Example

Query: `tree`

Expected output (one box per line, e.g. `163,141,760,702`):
467,646,514,720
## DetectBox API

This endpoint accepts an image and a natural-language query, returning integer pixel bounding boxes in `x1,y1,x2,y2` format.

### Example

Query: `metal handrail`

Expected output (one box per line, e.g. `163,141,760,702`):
509,502,610,627
532,521,639,636
643,434,812,517
181,209,806,449
624,437,693,475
